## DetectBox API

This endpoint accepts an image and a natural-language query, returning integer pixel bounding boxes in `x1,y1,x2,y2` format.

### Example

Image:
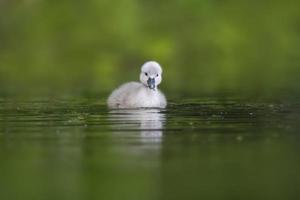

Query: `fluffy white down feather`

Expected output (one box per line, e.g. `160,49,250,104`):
107,61,167,109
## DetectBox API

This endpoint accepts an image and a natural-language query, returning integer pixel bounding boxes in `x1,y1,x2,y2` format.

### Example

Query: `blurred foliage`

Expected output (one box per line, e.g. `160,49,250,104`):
0,0,300,97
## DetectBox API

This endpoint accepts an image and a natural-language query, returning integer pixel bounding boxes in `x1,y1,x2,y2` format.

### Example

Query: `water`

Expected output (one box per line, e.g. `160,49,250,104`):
0,98,300,200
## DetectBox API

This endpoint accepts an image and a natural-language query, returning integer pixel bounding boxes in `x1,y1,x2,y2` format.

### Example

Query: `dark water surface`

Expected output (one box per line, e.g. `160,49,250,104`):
1,98,300,200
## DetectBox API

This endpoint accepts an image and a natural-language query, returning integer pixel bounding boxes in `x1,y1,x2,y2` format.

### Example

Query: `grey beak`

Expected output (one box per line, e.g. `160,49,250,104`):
147,78,156,90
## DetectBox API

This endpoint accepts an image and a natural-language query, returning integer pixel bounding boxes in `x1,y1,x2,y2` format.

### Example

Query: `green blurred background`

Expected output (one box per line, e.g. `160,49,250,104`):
0,0,300,97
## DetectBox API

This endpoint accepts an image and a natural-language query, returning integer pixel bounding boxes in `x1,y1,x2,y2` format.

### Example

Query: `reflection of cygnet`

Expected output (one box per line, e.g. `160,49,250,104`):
109,109,165,144
107,61,167,109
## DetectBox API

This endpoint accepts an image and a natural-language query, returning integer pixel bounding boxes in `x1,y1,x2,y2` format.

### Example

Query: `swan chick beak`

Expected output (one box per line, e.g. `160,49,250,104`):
147,78,156,90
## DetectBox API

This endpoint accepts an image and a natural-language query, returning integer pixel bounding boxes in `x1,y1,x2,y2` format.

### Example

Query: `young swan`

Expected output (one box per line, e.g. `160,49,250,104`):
107,61,167,109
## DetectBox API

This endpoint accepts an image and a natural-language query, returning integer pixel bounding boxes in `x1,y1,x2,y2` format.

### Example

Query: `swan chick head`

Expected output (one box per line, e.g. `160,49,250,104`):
140,61,163,90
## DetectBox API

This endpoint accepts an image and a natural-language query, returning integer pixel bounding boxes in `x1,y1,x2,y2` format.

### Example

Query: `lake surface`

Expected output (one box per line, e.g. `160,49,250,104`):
0,98,300,200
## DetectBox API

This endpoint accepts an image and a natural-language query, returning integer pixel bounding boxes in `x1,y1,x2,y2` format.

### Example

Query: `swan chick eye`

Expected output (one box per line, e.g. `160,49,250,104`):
145,73,148,76
156,74,159,77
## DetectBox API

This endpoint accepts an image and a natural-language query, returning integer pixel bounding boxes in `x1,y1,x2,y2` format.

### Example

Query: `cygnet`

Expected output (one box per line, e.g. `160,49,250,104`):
107,61,167,109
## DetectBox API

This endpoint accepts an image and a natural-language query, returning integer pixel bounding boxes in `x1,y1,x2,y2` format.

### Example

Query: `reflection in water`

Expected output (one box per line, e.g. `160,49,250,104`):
1,100,300,200
108,109,166,146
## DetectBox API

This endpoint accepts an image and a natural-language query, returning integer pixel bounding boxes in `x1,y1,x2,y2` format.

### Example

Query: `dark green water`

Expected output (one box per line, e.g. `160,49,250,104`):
1,98,300,200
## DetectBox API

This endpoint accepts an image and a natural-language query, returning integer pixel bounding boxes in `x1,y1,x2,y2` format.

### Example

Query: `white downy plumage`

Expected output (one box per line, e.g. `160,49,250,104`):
107,61,167,109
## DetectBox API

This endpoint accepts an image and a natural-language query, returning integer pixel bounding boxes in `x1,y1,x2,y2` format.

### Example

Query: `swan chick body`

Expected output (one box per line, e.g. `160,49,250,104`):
107,61,167,109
